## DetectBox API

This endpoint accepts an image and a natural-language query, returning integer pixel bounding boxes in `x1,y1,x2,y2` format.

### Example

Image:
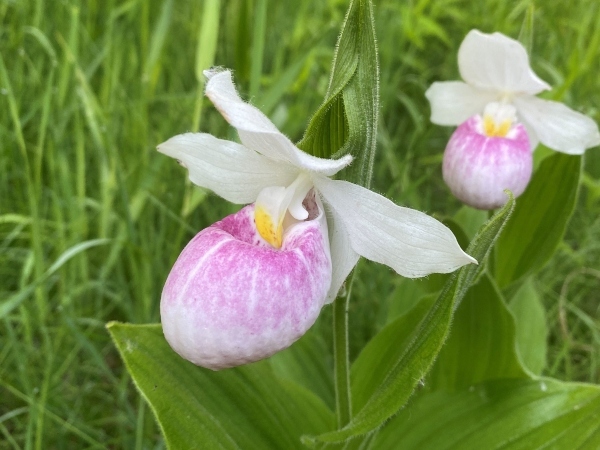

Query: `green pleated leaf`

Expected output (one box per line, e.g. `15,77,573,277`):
509,278,548,375
269,326,335,410
373,378,600,450
303,195,515,446
108,323,334,449
297,0,378,188
495,153,582,288
351,293,437,412
428,273,528,391
299,94,350,161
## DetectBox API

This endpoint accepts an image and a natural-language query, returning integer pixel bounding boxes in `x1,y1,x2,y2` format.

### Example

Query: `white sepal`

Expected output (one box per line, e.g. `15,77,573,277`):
426,81,497,126
458,30,550,95
158,133,299,204
204,70,352,176
515,95,600,155
315,177,476,278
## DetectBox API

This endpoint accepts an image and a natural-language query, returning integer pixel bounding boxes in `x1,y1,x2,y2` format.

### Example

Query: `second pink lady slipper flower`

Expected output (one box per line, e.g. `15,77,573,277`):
426,30,600,209
158,69,475,370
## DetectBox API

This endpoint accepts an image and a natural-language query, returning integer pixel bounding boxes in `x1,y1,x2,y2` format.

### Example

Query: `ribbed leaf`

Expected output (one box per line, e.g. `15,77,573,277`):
495,153,582,288
269,326,335,410
304,195,515,446
373,379,600,450
427,273,528,391
108,323,334,449
351,293,437,412
508,278,548,375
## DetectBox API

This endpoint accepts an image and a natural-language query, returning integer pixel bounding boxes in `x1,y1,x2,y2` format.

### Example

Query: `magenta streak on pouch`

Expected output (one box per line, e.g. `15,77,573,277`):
443,115,532,210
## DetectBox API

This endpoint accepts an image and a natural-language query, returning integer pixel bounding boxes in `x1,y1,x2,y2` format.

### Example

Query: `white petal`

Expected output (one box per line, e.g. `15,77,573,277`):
458,30,551,95
204,69,352,176
322,200,360,304
425,81,498,125
314,177,476,278
514,96,600,154
158,132,299,204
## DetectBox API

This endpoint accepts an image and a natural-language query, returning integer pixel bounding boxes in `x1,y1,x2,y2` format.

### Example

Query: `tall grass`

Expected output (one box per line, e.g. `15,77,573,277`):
1,0,599,447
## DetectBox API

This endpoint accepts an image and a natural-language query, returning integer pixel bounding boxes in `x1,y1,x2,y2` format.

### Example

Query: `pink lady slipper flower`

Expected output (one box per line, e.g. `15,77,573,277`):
158,69,475,370
426,29,600,209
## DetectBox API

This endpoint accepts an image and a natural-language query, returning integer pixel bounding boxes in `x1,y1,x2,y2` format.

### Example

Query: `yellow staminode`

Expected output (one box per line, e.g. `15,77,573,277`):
254,174,313,250
482,115,512,137
255,205,283,249
481,102,517,138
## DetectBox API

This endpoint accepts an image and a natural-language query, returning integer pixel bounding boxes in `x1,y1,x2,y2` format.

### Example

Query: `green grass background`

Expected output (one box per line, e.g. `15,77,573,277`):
1,0,599,447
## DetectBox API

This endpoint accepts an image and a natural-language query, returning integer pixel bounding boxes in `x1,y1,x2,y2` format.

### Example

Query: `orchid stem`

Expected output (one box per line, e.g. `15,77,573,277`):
333,270,356,428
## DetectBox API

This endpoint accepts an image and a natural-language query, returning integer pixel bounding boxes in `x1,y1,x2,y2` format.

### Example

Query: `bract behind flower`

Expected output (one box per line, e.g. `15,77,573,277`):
161,198,331,370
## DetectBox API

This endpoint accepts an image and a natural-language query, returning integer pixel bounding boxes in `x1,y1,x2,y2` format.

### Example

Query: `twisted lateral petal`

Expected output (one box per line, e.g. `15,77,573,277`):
323,201,360,304
158,133,299,204
426,81,498,126
514,96,600,155
314,177,476,277
458,30,550,95
204,69,352,176
160,204,332,370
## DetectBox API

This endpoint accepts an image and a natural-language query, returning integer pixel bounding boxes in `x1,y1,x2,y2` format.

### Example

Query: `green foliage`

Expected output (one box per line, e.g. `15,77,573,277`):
373,378,600,449
297,0,379,188
351,293,437,412
428,274,527,391
269,327,335,410
192,0,221,132
108,323,334,449
509,278,549,375
495,153,582,288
